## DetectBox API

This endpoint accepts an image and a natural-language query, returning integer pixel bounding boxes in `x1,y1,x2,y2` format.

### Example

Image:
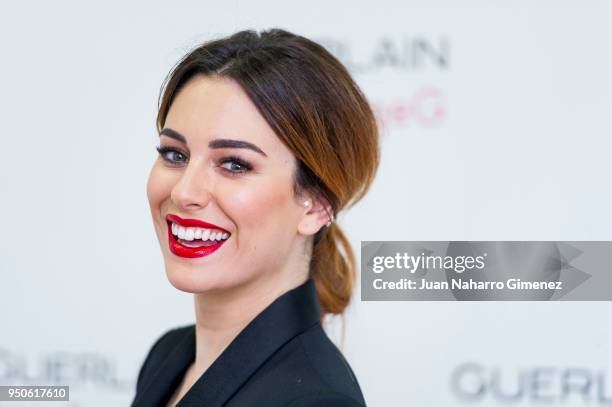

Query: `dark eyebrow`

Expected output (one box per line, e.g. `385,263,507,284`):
208,139,267,157
159,127,267,157
159,128,186,143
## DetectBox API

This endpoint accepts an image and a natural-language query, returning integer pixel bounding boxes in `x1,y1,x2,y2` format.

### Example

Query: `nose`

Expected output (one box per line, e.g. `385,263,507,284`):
170,159,212,211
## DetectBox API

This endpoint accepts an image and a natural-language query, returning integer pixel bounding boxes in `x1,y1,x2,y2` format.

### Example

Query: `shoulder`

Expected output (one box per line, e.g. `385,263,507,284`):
285,391,366,407
231,323,366,406
135,324,193,392
297,324,364,400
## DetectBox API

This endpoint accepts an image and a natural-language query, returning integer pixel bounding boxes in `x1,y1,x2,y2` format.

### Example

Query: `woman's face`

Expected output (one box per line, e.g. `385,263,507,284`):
147,75,313,294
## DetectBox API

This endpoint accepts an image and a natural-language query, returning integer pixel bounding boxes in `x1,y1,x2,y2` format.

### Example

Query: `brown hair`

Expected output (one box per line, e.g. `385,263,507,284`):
156,28,379,317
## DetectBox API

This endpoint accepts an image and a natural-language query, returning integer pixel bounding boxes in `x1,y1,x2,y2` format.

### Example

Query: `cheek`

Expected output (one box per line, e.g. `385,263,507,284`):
147,163,174,212
221,178,295,231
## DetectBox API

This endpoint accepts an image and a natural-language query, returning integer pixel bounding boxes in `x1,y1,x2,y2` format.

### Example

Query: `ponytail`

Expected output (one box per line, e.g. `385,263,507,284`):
310,223,356,316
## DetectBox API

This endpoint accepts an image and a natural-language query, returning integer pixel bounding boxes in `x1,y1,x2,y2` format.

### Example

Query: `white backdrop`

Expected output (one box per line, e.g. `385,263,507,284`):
1,1,611,406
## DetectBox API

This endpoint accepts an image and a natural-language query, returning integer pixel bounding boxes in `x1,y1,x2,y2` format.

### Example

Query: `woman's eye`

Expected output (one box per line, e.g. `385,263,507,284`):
219,156,253,175
156,146,188,165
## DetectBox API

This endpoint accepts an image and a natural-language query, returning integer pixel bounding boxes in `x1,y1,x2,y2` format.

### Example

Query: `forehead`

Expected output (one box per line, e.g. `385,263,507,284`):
163,75,289,157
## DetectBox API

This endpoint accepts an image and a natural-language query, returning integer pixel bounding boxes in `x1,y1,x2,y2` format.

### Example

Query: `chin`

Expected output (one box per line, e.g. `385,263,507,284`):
164,266,214,293
164,263,244,294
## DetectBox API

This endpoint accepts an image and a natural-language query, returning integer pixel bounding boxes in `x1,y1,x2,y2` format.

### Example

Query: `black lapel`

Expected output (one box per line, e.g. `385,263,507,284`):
134,278,321,407
131,325,196,407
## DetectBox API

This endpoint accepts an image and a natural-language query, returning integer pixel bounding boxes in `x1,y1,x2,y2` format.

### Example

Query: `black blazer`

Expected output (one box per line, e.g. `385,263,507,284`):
131,279,367,406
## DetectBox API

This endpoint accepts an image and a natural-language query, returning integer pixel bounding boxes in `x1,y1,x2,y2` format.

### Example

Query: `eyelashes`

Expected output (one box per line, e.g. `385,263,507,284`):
155,146,253,175
219,155,254,174
156,146,187,165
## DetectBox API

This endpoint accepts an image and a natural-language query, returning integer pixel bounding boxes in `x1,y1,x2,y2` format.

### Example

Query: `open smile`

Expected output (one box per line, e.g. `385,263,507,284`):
165,214,231,258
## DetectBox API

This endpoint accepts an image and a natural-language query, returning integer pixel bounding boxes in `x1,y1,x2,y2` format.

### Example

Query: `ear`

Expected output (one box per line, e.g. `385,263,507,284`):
297,194,333,237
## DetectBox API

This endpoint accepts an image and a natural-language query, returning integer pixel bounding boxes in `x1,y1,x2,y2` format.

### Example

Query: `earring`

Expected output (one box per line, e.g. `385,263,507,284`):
303,200,310,207
326,213,335,227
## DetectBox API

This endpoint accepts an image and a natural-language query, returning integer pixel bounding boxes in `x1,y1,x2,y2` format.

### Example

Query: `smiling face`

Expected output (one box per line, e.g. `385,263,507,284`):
147,75,317,295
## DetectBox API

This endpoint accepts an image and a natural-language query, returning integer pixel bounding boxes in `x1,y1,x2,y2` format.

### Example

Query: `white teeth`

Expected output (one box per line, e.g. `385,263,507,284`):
171,222,229,241
185,228,195,241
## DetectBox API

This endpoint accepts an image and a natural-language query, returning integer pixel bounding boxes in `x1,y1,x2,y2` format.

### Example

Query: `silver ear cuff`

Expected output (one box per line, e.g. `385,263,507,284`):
326,213,335,227
303,200,334,227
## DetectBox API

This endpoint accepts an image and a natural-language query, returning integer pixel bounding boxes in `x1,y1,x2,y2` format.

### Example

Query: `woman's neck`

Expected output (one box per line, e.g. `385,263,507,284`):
190,272,308,377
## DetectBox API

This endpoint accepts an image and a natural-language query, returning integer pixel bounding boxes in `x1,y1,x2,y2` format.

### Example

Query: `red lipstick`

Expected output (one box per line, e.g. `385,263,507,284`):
165,214,230,258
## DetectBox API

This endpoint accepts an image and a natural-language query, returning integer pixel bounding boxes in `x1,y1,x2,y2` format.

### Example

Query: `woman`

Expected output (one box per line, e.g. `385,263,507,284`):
131,28,379,407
